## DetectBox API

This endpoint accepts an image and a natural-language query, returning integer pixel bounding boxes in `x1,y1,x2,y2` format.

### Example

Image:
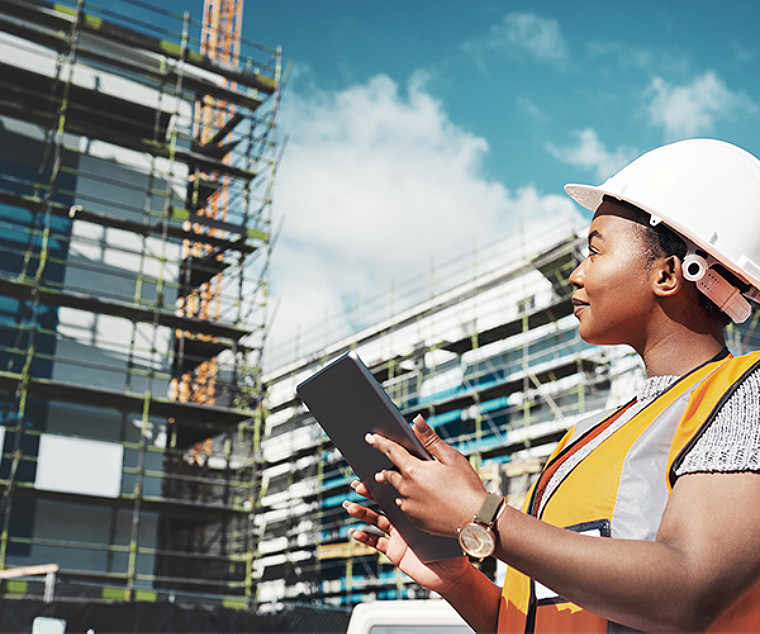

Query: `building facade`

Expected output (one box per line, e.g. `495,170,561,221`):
259,222,760,606
0,0,280,606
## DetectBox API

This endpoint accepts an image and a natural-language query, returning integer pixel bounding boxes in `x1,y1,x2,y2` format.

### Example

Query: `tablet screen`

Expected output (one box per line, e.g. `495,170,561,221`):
296,351,462,562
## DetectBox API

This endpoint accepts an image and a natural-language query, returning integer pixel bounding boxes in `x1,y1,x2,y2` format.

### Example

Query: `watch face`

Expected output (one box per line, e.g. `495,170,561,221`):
458,523,496,558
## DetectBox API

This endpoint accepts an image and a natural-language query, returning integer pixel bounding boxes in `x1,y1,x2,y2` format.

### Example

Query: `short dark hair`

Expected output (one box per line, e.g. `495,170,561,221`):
601,196,731,325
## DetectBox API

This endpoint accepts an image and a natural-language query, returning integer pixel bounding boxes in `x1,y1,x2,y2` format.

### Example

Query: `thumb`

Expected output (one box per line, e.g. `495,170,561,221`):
412,414,457,462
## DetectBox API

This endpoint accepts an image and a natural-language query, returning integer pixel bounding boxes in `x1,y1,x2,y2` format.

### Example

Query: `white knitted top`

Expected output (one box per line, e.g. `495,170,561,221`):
536,366,760,517
602,368,760,476
649,369,760,475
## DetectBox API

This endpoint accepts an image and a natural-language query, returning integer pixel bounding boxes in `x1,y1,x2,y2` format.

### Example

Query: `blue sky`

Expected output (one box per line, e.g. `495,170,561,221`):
250,1,760,188
102,1,760,368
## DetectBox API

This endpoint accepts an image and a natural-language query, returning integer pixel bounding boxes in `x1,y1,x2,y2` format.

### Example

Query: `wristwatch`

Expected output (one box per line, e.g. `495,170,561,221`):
457,492,504,560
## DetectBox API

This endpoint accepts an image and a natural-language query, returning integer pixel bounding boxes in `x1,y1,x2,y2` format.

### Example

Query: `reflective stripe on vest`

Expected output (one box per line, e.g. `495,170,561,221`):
498,351,760,633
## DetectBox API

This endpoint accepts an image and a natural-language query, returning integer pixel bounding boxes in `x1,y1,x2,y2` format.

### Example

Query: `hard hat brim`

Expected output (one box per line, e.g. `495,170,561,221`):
564,182,760,301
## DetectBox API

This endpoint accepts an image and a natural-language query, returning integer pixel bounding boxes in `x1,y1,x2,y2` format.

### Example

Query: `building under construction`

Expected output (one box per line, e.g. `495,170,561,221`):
0,0,280,607
3,0,760,620
259,221,760,606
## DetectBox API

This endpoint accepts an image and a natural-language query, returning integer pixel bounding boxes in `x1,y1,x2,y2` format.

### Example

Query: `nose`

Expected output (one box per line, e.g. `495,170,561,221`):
569,259,584,289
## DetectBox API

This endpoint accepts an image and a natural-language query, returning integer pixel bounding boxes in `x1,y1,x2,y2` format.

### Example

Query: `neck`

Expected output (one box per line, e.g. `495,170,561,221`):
638,329,726,377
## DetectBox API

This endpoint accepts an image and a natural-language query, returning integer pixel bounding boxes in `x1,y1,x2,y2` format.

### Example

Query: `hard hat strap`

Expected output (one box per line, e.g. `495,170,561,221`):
682,246,751,323
696,268,751,323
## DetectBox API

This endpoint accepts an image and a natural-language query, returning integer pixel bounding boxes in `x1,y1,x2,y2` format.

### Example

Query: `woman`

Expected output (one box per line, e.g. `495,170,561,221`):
344,139,760,632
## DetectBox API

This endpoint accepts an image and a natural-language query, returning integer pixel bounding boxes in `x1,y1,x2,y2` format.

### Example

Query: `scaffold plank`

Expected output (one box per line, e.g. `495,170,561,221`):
0,370,253,426
6,481,250,518
316,541,376,560
0,276,249,341
1,0,277,94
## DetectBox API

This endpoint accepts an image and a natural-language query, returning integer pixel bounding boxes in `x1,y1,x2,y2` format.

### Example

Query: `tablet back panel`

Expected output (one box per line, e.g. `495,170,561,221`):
296,352,462,563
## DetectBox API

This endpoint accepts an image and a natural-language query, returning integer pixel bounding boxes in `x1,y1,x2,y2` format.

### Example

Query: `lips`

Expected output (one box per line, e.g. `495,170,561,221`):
571,297,589,317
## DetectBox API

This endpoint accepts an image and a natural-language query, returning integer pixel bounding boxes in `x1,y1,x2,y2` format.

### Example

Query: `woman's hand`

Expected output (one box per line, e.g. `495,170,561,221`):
343,481,471,595
367,414,488,537
346,478,503,633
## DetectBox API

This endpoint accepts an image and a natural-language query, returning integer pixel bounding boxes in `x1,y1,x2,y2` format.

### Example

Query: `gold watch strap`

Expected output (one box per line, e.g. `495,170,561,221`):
475,492,503,526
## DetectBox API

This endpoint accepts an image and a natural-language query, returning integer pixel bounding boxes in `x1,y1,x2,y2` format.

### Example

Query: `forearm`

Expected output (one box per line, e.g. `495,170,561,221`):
363,417,760,630
496,506,719,631
438,562,502,633
344,496,502,631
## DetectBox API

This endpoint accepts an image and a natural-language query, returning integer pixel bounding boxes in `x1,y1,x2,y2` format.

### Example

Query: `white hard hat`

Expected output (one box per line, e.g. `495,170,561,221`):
565,138,760,323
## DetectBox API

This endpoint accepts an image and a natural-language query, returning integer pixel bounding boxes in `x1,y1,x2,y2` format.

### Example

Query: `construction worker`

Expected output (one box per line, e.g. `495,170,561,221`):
344,138,760,632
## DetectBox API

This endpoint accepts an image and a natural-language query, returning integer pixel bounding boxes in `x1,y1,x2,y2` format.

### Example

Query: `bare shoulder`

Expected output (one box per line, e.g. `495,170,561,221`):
658,472,760,612
662,471,760,543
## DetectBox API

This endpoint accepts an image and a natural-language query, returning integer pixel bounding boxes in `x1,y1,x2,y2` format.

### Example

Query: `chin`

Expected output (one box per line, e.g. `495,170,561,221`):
577,328,622,347
577,327,597,344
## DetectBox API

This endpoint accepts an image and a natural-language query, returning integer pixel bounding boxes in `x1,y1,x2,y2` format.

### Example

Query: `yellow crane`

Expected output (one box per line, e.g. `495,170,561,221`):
172,0,243,417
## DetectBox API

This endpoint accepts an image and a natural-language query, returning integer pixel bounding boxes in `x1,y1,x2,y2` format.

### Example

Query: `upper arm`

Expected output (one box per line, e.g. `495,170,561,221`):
656,471,760,623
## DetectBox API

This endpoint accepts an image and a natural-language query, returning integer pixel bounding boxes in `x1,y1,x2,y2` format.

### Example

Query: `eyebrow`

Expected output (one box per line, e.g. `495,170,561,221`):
587,229,604,244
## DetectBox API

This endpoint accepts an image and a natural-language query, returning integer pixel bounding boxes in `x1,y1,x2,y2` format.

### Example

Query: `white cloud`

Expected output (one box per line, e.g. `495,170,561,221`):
462,12,569,71
546,128,638,182
516,97,550,126
730,42,756,65
586,41,655,70
501,13,568,63
266,74,578,368
646,71,757,139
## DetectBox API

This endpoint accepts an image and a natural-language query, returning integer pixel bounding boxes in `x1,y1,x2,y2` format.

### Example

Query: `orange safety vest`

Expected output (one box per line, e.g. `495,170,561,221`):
498,351,760,633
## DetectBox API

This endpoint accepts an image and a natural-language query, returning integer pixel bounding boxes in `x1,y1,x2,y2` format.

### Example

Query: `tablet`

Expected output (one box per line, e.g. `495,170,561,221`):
296,351,462,563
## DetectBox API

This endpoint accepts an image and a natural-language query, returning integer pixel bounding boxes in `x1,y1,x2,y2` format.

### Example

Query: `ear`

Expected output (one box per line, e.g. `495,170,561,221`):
651,255,684,297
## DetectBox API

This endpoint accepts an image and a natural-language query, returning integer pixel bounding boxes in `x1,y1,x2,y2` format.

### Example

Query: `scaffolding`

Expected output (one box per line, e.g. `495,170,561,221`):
0,0,280,606
260,221,760,606
259,227,598,604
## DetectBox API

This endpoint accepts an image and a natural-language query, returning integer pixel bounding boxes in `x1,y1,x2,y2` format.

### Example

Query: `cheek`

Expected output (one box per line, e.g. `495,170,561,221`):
589,258,639,295
584,270,642,327
585,265,620,298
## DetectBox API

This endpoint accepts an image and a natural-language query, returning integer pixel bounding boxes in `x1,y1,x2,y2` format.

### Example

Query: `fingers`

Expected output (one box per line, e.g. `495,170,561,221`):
364,415,457,466
351,478,404,511
348,526,389,553
364,431,415,471
374,468,402,492
343,499,393,535
350,479,374,502
412,414,455,462
364,430,410,492
343,499,394,555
